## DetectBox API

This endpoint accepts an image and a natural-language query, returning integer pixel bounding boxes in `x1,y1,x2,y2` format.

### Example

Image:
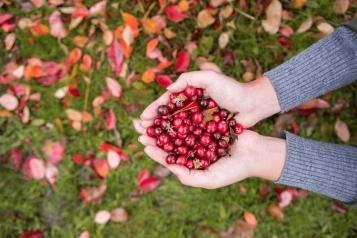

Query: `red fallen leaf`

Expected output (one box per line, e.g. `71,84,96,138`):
146,38,159,56
92,159,109,179
0,14,13,25
105,77,122,98
331,202,347,214
121,12,139,38
73,7,89,18
290,120,299,134
137,169,150,184
106,109,116,130
80,54,92,72
10,148,23,171
68,48,82,65
68,84,81,98
80,184,107,203
42,141,65,165
72,153,84,165
30,0,45,8
99,144,130,161
1,23,16,32
37,62,65,86
155,75,173,88
107,40,124,75
22,156,45,180
175,51,190,72
89,0,107,17
20,230,43,238
165,5,188,23
279,26,294,37
48,11,67,39
31,23,49,36
139,177,161,192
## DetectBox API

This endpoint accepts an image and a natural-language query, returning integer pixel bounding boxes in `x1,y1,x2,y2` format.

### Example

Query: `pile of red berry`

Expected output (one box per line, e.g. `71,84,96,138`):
146,86,244,170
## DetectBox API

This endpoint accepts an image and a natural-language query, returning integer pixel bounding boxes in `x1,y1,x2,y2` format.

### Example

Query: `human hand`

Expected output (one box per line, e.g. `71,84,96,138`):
140,70,281,129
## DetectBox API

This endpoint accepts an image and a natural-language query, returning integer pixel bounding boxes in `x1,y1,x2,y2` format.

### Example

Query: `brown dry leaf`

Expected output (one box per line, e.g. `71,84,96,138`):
297,17,313,33
220,220,255,238
219,5,233,20
317,22,334,35
203,107,219,124
292,0,307,8
262,0,282,34
272,114,294,137
334,119,350,143
197,9,215,28
0,110,13,118
110,208,128,223
199,62,222,73
5,33,16,51
243,212,258,227
164,28,176,39
210,0,226,8
268,203,284,222
333,0,350,14
298,98,330,110
73,36,88,48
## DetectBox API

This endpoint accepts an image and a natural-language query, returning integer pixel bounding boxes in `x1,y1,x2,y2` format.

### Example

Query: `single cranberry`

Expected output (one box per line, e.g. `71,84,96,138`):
168,130,177,138
206,121,218,133
192,112,204,124
218,121,228,133
167,102,176,111
197,146,206,157
207,99,217,108
189,124,195,132
218,139,228,148
169,93,177,102
233,124,244,134
217,148,227,157
177,133,187,139
176,155,187,165
213,114,221,122
156,139,164,147
184,86,196,98
185,135,196,147
158,134,170,144
173,118,183,128
154,127,163,136
157,105,169,116
228,119,236,127
279,37,291,47
201,159,210,169
174,138,183,146
207,141,217,151
177,111,188,119
212,132,221,140
200,134,212,146
219,109,229,120
160,119,170,129
146,126,156,137
166,154,177,164
154,118,162,127
163,142,174,152
193,127,203,136
183,118,192,125
187,150,196,158
196,88,204,97
190,107,199,113
206,150,217,161
200,98,209,109
178,125,189,135
177,146,188,155
185,159,194,169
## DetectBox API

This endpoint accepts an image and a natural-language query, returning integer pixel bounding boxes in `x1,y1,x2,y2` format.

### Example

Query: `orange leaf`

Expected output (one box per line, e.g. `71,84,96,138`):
268,203,284,222
243,212,258,227
157,60,173,70
24,64,43,79
73,36,88,48
146,38,159,55
159,0,166,9
121,12,139,37
31,23,49,35
178,0,190,12
141,17,159,34
119,40,133,58
114,25,124,40
80,54,92,72
142,69,155,83
92,159,109,179
68,48,82,64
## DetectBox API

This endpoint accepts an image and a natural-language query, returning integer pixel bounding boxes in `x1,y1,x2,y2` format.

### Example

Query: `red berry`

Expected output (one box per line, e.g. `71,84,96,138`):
192,112,203,124
218,121,228,133
163,142,174,152
185,159,194,169
168,130,177,138
201,159,210,169
173,118,183,128
183,118,192,125
177,133,187,139
177,146,188,155
176,155,187,165
279,37,291,47
206,121,218,133
196,88,204,97
174,138,183,146
205,150,217,161
154,127,163,136
185,135,196,147
177,111,188,119
193,127,203,136
228,119,236,127
146,126,156,137
156,139,164,147
219,109,229,120
169,93,177,102
213,114,220,122
167,102,176,111
233,124,244,134
218,139,228,148
217,148,227,157
207,99,217,108
178,125,189,135
158,134,170,144
184,86,196,98
187,150,196,158
160,119,170,129
154,118,162,126
157,105,169,116
197,146,206,157
188,124,195,132
207,141,217,151
200,98,209,109
200,134,212,146
166,154,177,164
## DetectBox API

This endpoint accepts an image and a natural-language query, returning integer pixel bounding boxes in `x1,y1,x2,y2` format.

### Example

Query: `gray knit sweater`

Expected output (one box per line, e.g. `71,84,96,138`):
264,23,357,205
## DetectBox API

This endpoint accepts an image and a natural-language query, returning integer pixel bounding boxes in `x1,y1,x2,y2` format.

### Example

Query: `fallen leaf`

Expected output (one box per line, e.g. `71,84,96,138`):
43,141,65,165
331,202,347,214
137,169,150,184
30,0,45,8
111,208,128,223
92,159,109,179
66,108,82,121
146,38,159,56
105,77,122,98
333,0,350,14
176,51,190,72
298,98,330,110
45,163,58,185
139,177,161,192
268,203,284,222
89,0,106,16
218,32,230,49
10,148,24,171
48,11,67,39
297,17,313,33
278,190,293,208
107,150,120,169
165,5,188,22
155,75,173,88
154,165,171,178
122,12,139,37
164,28,177,39
99,144,130,161
219,5,234,19
142,68,156,83
79,231,90,238
243,212,258,227
94,210,111,224
22,156,45,180
317,22,334,35
0,14,13,26
280,26,294,37
292,0,307,8
106,109,116,130
262,0,282,34
141,17,161,34
197,9,215,28
0,94,18,111
220,220,255,238
31,23,49,36
68,84,80,98
4,33,16,50
334,119,350,142
68,48,82,64
210,0,226,8
20,230,43,238
107,40,124,75
80,184,107,203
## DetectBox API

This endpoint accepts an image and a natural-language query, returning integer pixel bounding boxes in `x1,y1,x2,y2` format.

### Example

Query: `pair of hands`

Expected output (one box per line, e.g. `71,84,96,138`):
135,71,286,189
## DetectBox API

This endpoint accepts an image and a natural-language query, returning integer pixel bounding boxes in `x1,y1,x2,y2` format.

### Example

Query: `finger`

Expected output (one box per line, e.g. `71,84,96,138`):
140,92,170,121
133,119,146,134
140,119,153,128
138,135,156,146
167,71,216,92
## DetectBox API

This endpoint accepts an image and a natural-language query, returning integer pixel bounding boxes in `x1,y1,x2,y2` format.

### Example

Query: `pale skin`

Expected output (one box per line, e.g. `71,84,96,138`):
136,70,286,189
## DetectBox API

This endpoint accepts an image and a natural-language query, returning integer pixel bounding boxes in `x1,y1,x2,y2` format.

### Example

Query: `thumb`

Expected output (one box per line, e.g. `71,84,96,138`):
167,71,216,92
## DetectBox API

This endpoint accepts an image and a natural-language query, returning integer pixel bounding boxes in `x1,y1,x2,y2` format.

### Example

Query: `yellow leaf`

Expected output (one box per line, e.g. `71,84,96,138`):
197,9,215,28
141,17,159,34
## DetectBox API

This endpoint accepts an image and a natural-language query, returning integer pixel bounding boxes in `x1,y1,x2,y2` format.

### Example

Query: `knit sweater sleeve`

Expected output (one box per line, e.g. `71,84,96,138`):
277,132,357,206
264,26,357,112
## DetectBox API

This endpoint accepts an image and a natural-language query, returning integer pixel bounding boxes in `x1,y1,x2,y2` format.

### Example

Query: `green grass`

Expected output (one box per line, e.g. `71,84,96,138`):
1,1,357,237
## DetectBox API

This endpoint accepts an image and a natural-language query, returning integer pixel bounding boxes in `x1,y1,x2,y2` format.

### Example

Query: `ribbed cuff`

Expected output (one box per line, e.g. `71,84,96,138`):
277,132,357,205
265,27,357,112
